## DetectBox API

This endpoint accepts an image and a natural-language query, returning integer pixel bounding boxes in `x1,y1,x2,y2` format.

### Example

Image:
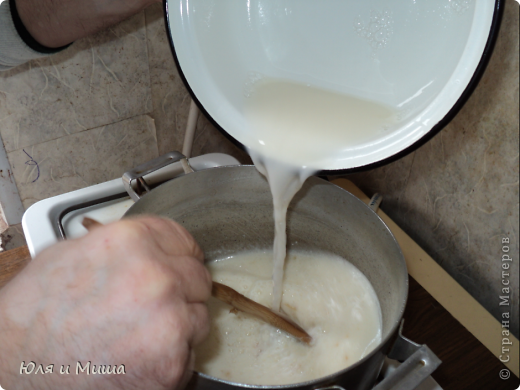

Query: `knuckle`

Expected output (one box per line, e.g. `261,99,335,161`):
197,305,210,333
190,304,210,345
193,260,212,287
153,353,187,388
129,216,204,259
182,258,212,300
201,267,213,298
167,221,203,259
168,303,193,337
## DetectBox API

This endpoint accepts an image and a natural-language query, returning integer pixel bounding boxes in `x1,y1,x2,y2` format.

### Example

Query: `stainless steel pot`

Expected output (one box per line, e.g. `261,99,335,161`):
122,153,440,390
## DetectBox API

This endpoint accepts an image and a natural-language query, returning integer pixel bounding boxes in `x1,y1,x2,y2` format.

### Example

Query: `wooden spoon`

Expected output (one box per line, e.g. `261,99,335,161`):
81,217,312,344
82,216,103,230
212,281,311,344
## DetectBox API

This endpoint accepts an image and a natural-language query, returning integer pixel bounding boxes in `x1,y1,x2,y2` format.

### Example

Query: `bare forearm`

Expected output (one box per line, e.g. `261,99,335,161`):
14,0,160,48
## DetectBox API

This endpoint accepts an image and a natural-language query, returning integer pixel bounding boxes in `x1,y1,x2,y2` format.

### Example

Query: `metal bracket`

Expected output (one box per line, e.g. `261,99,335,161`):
122,151,187,201
372,321,442,390
315,321,441,390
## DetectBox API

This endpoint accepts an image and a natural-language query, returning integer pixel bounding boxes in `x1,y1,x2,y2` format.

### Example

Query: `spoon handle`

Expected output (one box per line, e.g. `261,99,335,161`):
212,281,312,344
82,217,103,230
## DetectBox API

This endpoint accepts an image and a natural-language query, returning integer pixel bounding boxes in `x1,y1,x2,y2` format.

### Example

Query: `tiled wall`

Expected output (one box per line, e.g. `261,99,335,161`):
0,2,518,336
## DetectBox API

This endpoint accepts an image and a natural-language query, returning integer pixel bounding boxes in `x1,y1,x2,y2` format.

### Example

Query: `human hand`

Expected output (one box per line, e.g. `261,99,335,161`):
14,0,161,48
0,216,211,390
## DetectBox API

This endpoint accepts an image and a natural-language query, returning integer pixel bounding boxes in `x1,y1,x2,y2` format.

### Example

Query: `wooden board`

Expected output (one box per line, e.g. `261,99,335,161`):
0,245,31,289
404,276,519,390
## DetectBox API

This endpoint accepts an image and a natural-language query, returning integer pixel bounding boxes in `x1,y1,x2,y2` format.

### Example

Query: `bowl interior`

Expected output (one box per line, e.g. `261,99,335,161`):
166,0,495,171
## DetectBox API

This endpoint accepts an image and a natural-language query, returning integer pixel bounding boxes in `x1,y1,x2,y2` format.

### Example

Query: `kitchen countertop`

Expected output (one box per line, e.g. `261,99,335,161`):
0,179,518,389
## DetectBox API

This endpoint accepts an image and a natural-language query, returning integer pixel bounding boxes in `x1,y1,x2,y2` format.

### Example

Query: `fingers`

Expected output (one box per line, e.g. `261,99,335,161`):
119,216,211,303
79,215,204,265
157,302,207,389
176,349,196,390
14,214,210,390
82,215,203,259
165,254,212,303
187,303,210,346
129,216,204,262
77,214,212,321
116,216,211,301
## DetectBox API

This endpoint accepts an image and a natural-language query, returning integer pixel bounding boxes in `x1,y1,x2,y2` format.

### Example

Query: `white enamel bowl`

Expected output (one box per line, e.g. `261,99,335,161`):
164,0,503,173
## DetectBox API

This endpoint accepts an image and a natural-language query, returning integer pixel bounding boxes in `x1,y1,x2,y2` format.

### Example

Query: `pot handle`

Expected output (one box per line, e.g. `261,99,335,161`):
122,151,190,201
372,321,442,390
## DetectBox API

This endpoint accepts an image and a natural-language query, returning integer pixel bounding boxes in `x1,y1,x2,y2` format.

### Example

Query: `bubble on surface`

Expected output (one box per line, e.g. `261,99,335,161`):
437,0,475,23
448,0,472,14
244,71,265,98
354,10,394,52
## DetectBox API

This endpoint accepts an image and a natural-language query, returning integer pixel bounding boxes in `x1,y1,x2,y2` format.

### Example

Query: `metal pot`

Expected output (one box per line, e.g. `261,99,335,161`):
122,153,440,390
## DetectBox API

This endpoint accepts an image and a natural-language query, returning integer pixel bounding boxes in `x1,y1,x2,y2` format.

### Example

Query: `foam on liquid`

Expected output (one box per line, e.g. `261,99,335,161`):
196,250,382,385
243,80,395,311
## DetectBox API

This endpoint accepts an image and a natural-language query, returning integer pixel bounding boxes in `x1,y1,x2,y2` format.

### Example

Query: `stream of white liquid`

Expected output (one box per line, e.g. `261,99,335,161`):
243,80,396,312
247,152,315,311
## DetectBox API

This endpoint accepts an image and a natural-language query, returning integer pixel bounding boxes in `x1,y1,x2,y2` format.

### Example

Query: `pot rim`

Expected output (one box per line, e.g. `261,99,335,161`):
127,166,409,388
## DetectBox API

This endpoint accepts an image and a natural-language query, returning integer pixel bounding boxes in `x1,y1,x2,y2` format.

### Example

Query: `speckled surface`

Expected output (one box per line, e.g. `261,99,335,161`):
144,4,188,156
7,115,158,209
0,12,152,153
345,1,519,337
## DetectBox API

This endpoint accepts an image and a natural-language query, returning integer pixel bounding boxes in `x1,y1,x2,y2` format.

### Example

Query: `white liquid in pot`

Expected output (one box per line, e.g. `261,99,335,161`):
243,80,396,311
196,250,382,385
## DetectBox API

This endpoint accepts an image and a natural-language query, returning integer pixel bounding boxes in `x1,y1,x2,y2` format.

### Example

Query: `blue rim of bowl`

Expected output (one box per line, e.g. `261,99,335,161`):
163,0,505,176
